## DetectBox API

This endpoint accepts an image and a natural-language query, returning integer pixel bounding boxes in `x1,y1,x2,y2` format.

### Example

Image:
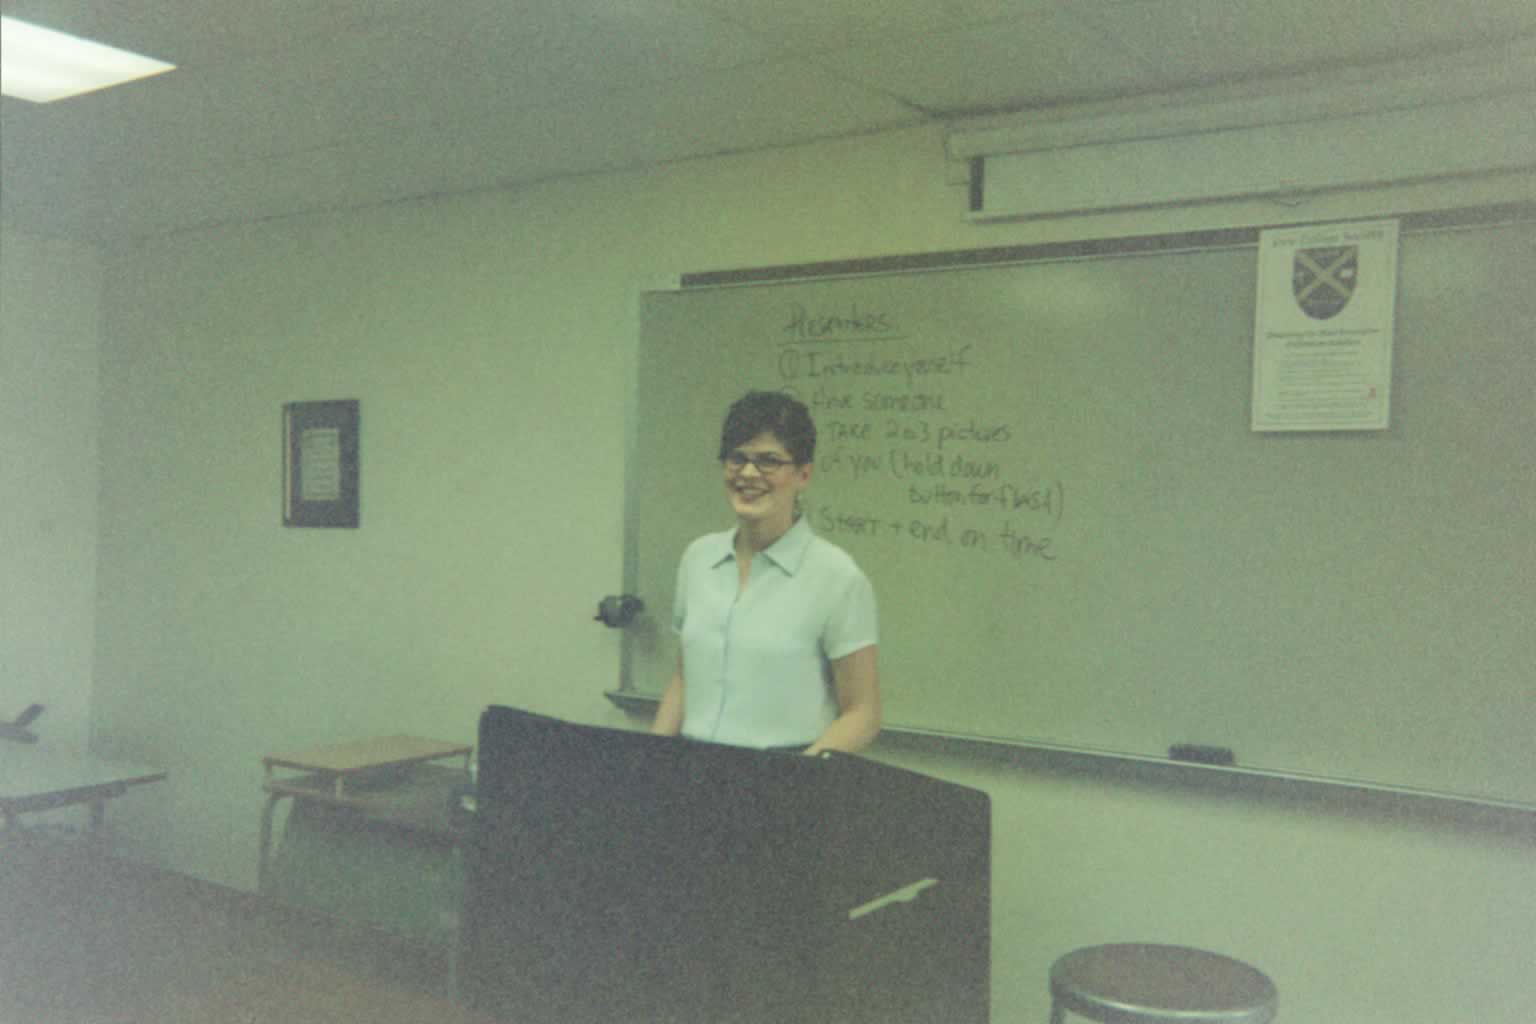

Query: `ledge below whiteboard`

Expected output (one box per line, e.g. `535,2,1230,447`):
604,690,1536,822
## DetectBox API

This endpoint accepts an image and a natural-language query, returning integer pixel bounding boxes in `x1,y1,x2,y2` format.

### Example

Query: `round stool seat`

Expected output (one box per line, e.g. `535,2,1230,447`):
1050,944,1277,1024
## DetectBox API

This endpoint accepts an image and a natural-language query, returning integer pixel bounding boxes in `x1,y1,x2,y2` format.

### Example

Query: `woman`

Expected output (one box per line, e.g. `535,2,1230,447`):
651,391,881,754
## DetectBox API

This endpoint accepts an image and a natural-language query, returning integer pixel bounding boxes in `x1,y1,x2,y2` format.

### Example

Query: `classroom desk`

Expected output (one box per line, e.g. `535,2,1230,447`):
0,743,167,837
262,735,472,800
258,736,473,993
258,735,471,883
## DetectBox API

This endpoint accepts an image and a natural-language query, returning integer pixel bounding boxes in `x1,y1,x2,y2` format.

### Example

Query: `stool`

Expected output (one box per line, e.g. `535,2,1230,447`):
1049,943,1277,1024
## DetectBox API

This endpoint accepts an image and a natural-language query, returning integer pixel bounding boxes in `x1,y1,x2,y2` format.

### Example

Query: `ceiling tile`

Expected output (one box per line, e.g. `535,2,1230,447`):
683,0,1058,51
0,0,423,65
807,9,1154,115
466,57,927,179
39,55,926,239
4,0,1529,240
1085,0,1536,88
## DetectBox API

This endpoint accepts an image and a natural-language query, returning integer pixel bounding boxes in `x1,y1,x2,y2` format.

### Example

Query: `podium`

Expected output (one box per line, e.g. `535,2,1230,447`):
461,706,990,1024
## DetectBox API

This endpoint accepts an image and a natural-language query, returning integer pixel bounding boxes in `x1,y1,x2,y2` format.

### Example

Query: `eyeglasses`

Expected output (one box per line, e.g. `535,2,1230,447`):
722,450,797,474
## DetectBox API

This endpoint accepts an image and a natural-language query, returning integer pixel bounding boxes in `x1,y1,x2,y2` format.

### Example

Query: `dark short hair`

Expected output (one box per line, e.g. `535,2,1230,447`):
718,391,816,465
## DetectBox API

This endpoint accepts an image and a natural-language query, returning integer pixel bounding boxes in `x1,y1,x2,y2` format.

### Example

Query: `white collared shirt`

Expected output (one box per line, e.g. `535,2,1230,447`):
673,517,878,749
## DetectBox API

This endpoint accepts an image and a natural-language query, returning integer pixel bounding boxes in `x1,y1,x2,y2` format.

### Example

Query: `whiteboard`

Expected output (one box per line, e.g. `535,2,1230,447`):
624,217,1536,807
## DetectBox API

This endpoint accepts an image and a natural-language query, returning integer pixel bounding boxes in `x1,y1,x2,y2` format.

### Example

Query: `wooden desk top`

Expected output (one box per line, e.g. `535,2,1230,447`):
0,745,167,814
266,763,470,837
263,735,470,776
262,735,471,800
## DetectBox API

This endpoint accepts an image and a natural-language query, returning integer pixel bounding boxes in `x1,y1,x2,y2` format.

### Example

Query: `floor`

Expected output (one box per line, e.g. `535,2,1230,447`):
0,834,503,1024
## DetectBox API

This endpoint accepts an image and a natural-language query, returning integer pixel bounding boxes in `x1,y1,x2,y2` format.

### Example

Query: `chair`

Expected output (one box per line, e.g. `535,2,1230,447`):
1049,943,1277,1024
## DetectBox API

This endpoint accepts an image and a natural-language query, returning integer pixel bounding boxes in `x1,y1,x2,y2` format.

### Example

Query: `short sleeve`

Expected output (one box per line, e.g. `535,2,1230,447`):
672,547,691,636
823,567,878,661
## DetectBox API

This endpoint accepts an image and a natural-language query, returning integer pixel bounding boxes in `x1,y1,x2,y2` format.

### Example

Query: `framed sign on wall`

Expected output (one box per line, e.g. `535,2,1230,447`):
283,400,359,528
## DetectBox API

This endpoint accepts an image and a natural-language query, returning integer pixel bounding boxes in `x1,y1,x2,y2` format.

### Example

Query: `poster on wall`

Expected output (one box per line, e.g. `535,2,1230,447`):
1252,219,1399,431
283,399,360,527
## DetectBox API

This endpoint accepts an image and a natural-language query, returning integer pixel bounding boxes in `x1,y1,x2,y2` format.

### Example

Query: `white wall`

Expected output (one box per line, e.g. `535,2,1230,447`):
1,227,100,759
85,124,1535,1022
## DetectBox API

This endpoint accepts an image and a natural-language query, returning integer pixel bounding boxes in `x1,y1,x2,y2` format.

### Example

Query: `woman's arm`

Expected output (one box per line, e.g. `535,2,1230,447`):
651,653,686,737
805,644,881,755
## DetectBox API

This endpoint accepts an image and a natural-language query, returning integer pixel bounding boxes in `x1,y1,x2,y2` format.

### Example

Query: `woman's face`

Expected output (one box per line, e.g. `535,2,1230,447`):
722,431,812,532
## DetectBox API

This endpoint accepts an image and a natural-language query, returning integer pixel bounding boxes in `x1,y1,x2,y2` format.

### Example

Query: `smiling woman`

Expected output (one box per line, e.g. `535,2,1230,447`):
650,391,882,755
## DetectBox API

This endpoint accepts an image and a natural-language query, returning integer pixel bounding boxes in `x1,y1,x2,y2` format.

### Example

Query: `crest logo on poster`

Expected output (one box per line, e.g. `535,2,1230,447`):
1292,245,1357,320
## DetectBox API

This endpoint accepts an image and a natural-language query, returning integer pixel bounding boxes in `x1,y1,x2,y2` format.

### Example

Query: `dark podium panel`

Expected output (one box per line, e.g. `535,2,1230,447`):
462,706,990,1024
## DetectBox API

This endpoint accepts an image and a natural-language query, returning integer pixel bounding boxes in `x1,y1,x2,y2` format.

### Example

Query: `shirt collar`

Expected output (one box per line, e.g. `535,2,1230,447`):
708,516,814,576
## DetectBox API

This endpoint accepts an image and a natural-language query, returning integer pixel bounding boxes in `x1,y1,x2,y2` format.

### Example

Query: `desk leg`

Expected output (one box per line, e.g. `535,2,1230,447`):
257,792,286,893
84,782,130,846
87,798,106,843
447,928,461,1002
445,842,463,1002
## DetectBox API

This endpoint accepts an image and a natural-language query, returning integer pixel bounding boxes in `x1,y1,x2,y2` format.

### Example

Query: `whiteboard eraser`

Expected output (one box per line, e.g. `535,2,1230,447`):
1168,743,1236,766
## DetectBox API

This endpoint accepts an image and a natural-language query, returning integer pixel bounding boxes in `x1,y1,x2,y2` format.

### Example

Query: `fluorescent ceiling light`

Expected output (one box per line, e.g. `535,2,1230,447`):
2,15,175,103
